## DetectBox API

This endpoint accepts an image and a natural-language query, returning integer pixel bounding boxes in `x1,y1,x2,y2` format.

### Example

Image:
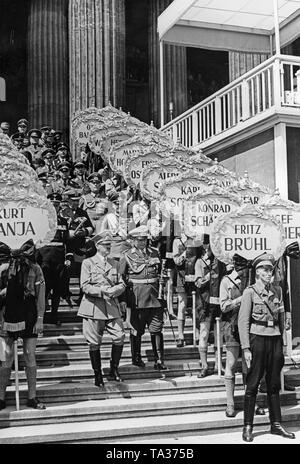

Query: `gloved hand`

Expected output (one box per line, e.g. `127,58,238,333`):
74,229,87,238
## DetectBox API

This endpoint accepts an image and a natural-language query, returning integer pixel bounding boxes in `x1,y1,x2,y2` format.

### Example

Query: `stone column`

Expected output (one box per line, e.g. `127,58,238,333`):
229,52,270,81
69,0,125,117
27,0,69,135
149,0,187,127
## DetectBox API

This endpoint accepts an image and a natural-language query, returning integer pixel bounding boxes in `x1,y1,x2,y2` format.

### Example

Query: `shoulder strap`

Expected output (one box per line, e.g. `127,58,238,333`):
226,275,241,292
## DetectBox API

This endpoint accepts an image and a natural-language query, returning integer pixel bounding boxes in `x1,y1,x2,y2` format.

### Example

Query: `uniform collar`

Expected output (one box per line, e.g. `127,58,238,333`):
92,253,112,270
254,279,274,296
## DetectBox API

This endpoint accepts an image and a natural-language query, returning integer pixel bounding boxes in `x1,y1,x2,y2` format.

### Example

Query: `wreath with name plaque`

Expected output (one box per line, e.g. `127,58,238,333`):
183,186,243,237
260,192,300,245
210,203,286,264
123,140,173,187
109,128,173,176
0,133,57,249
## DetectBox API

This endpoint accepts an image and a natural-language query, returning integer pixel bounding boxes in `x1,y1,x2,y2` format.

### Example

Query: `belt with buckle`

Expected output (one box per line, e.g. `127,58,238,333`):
129,278,158,284
251,319,278,327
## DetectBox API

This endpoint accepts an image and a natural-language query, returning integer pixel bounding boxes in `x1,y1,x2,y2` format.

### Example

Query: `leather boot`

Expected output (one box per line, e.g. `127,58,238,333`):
130,334,145,367
89,350,104,387
242,394,256,442
107,344,123,382
268,393,295,439
151,333,167,371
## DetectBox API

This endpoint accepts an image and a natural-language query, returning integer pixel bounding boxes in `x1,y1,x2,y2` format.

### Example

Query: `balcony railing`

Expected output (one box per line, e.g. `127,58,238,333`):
161,54,300,148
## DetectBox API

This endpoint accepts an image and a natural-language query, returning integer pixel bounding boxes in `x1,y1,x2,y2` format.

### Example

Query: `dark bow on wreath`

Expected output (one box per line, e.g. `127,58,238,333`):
0,239,36,333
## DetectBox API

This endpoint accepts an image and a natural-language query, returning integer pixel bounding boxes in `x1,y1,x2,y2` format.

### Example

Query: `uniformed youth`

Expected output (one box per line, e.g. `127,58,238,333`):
119,225,167,371
78,231,126,386
238,254,295,442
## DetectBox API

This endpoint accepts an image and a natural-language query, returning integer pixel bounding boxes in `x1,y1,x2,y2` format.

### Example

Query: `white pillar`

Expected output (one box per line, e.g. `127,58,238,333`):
160,40,165,126
273,0,281,55
274,122,288,198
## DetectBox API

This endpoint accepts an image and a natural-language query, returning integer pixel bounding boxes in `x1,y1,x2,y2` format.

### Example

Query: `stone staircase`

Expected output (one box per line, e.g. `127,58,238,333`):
1,278,300,443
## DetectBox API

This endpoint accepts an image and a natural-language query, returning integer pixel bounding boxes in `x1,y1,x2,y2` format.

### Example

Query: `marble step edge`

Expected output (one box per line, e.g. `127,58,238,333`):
2,389,299,428
0,404,300,444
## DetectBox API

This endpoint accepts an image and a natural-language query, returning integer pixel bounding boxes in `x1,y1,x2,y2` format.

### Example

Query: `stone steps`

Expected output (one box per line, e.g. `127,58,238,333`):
1,401,300,444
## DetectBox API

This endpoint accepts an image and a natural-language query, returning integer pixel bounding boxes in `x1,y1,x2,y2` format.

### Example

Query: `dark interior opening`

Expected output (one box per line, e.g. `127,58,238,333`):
187,48,229,107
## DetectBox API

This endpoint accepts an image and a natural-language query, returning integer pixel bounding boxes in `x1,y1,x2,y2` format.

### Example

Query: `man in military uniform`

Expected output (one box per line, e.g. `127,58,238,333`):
78,231,126,386
36,193,71,325
41,148,57,176
79,172,109,234
27,129,43,169
73,161,88,191
17,118,29,136
172,234,199,347
55,162,81,196
40,126,52,146
11,132,24,150
119,225,167,370
238,254,295,442
0,122,10,135
194,237,226,377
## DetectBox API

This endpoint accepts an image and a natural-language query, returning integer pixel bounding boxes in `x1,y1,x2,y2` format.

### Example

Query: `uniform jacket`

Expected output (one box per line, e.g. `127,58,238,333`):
119,246,161,309
194,254,225,305
220,269,247,324
238,280,285,350
0,262,46,335
78,254,125,320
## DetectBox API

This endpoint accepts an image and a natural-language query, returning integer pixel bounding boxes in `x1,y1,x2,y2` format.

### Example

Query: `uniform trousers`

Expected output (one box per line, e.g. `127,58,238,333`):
82,317,125,348
245,334,284,396
131,307,164,336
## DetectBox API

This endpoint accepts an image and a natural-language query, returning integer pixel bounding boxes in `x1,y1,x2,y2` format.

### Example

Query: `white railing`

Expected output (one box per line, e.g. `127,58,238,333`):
162,54,300,148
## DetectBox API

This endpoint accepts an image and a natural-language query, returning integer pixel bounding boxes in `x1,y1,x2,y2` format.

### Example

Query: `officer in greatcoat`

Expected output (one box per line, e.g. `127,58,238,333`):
36,193,72,325
119,225,167,371
238,254,295,442
78,231,126,386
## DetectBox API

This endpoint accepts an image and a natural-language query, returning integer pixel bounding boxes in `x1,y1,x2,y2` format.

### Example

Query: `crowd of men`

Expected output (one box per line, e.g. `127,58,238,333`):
0,118,297,441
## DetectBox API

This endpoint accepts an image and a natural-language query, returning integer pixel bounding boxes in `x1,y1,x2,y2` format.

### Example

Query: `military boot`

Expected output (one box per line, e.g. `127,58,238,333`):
151,333,167,371
130,334,145,367
107,344,123,382
268,393,295,439
89,350,104,387
242,394,256,442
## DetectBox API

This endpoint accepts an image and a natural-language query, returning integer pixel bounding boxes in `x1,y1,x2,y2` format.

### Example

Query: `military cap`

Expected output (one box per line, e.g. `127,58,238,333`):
28,129,42,139
40,125,51,132
64,189,80,200
87,172,102,182
17,118,29,126
42,148,55,158
73,161,86,169
56,142,69,152
38,172,48,180
11,132,24,141
57,161,72,171
92,230,113,246
47,192,62,202
98,166,109,176
53,131,63,139
0,122,10,130
252,253,275,270
129,225,149,238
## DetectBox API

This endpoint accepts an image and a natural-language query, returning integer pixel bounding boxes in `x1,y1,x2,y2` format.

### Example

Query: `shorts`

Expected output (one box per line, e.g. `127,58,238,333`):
197,303,221,323
223,321,240,347
5,297,38,340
